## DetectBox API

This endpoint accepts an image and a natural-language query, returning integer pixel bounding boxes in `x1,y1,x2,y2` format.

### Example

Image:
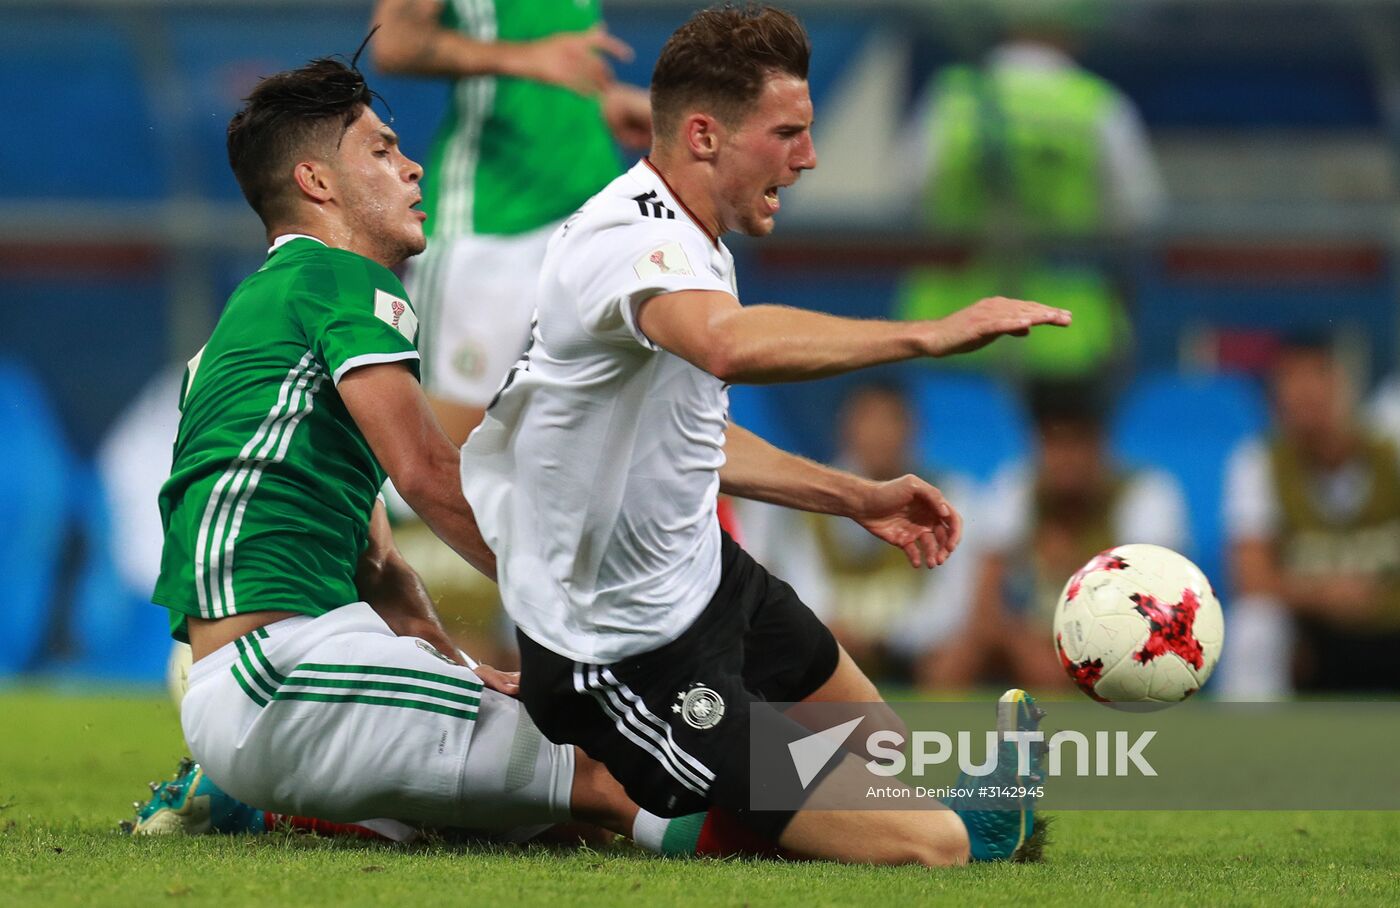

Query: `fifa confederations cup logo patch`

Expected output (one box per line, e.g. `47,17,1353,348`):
673,682,725,730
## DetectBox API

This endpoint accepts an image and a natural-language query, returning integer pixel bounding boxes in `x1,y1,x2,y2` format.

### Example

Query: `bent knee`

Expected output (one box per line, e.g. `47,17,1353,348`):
896,811,970,867
873,708,909,744
856,706,908,759
852,831,969,867
907,834,970,867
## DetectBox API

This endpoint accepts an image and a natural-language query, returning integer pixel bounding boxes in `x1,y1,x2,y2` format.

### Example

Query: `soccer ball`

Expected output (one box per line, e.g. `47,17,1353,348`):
1053,544,1224,707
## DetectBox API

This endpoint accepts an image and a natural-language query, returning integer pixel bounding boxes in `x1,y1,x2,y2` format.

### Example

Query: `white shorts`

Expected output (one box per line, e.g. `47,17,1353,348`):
180,603,574,836
405,223,558,408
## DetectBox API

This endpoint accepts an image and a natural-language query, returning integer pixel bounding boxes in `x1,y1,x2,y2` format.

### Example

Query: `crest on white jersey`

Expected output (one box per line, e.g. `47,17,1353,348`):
634,242,693,279
374,289,419,341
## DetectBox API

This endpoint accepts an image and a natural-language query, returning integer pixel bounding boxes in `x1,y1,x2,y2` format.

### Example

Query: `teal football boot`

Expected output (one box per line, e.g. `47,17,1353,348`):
945,689,1048,862
120,757,267,836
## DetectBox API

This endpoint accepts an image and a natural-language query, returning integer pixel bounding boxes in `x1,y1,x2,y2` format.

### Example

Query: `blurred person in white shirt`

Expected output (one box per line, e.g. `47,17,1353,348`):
1224,337,1400,697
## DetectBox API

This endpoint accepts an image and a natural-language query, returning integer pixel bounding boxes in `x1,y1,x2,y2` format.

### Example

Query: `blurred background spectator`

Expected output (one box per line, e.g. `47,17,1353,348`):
8,0,1400,697
921,379,1188,690
895,0,1161,381
1224,337,1400,695
371,0,648,447
739,382,978,685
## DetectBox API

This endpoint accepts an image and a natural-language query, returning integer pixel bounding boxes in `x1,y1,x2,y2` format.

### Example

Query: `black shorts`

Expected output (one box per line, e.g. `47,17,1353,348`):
516,530,840,839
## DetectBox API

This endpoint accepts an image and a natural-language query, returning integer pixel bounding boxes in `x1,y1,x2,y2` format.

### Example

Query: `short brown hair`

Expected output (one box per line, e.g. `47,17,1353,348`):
651,4,810,140
227,57,379,226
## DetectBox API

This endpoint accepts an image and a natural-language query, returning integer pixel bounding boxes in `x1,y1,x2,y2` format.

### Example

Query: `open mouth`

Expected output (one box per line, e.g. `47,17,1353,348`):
764,186,780,209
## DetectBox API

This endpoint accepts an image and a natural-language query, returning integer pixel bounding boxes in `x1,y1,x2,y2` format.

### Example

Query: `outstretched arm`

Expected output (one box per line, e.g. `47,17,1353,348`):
339,361,496,581
636,291,1070,384
371,0,633,96
720,422,961,568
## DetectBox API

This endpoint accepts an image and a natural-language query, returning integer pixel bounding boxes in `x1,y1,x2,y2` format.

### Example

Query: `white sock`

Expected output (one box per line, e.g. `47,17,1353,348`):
631,809,669,853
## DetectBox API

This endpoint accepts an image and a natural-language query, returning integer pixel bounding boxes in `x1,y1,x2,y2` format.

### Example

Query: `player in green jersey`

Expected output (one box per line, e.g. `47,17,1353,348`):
371,0,651,445
148,53,732,850
152,62,489,657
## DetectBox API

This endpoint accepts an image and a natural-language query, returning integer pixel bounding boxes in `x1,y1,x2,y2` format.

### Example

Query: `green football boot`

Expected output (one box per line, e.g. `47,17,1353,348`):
120,757,267,836
945,689,1048,862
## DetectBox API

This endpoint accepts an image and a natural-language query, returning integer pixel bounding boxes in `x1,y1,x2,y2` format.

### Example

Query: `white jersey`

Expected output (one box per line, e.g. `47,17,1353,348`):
462,159,738,663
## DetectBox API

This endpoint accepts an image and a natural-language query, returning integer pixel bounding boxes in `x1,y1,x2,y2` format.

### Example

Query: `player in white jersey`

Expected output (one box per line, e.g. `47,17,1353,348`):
463,6,1070,865
153,52,770,859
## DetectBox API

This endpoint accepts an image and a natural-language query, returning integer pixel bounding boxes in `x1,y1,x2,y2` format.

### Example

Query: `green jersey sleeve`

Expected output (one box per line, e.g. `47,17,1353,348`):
290,251,421,385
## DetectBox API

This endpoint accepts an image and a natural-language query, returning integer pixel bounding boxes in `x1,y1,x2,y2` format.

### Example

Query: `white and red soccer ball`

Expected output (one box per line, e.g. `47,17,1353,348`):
1053,544,1225,706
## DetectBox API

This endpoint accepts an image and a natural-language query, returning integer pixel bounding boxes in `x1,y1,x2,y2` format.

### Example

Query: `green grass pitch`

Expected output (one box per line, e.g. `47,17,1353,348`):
3,687,1398,907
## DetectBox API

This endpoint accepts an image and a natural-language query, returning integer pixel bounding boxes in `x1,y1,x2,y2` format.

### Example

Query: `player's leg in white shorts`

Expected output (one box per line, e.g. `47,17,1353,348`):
179,603,574,837
405,223,557,410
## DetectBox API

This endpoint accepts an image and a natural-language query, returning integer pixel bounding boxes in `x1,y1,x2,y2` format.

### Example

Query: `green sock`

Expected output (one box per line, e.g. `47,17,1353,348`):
632,809,706,855
659,812,706,855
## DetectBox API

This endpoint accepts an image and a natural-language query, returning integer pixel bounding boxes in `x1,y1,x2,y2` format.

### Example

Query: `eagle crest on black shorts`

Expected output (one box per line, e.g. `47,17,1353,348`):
673,683,725,730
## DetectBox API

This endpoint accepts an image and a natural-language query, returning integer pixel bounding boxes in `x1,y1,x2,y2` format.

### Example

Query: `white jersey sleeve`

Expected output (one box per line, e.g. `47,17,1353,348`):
569,213,735,350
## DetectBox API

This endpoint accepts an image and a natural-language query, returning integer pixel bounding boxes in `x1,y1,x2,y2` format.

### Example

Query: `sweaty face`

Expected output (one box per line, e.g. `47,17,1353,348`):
332,107,426,266
711,74,816,237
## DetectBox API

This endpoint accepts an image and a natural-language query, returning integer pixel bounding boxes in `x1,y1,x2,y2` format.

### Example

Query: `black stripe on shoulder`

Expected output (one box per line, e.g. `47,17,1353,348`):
631,191,677,220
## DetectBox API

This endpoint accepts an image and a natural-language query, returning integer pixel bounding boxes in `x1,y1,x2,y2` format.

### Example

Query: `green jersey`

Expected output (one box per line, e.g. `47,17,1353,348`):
422,0,622,237
923,63,1115,234
153,237,420,641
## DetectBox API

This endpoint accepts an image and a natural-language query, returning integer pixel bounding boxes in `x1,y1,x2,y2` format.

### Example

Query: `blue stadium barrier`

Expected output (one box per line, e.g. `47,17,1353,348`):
61,466,169,683
910,371,1032,483
1109,371,1270,598
1,12,165,200
162,7,452,199
0,360,73,674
